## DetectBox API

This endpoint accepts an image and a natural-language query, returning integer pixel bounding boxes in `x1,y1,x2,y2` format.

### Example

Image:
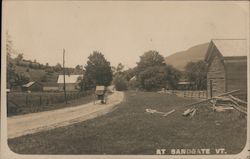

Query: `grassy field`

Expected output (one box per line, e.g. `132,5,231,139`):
8,91,247,155
7,91,93,116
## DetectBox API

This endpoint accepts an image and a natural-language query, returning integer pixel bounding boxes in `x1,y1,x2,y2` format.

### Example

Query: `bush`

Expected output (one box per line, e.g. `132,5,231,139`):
113,75,128,91
7,100,21,116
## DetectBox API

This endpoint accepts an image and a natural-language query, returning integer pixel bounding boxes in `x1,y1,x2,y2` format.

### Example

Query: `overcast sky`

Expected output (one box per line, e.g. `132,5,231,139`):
3,1,248,68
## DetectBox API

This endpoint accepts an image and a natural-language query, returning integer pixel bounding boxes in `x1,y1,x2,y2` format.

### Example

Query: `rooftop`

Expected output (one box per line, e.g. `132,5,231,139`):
22,81,35,87
57,75,83,84
205,39,247,62
212,39,247,57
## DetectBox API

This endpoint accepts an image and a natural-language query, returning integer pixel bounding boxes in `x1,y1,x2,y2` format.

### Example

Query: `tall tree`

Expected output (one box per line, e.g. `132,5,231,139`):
6,32,16,88
6,32,13,63
136,50,165,73
83,51,113,90
136,50,180,91
185,60,207,90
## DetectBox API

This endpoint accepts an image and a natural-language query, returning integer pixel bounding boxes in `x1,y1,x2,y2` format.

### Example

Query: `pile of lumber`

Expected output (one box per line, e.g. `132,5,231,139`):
211,95,247,114
182,107,197,118
182,89,247,118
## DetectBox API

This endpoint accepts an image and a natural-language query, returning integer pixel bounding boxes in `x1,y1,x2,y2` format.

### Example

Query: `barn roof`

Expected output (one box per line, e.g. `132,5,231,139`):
57,75,83,84
205,39,247,62
22,81,35,87
178,81,195,85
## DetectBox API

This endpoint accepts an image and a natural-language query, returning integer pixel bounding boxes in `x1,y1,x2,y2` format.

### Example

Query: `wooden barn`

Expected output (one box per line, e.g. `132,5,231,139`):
57,74,83,91
204,39,247,99
177,81,195,90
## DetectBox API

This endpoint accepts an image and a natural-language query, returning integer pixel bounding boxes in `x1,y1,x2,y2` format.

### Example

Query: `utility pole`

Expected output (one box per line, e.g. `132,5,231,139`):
63,48,68,104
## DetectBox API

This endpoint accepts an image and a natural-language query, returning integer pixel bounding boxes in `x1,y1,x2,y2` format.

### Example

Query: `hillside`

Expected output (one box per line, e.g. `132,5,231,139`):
15,65,46,82
8,57,60,83
165,43,209,71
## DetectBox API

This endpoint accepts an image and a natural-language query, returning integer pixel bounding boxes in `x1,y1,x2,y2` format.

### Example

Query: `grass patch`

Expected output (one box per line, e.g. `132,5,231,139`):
7,91,93,116
8,91,247,154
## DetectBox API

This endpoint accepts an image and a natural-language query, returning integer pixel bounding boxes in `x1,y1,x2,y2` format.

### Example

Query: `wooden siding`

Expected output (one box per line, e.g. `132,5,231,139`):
43,86,59,91
207,49,226,97
224,58,247,93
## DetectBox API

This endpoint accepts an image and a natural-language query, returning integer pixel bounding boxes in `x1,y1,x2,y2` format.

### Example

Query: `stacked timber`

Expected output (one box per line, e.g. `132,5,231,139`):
182,89,247,118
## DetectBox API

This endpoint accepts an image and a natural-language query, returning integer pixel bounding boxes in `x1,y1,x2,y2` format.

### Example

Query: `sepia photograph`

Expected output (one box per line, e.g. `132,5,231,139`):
1,0,249,158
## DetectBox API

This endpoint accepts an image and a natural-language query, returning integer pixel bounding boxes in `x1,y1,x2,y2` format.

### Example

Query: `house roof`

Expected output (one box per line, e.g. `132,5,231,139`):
57,75,83,84
178,81,195,85
205,39,247,62
22,81,35,87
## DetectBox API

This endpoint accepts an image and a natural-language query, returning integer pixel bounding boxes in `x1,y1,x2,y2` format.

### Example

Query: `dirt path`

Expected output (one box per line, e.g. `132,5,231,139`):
8,91,124,139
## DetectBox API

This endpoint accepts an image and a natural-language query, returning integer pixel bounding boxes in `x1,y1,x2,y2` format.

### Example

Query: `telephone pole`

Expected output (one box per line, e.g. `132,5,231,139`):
63,48,68,104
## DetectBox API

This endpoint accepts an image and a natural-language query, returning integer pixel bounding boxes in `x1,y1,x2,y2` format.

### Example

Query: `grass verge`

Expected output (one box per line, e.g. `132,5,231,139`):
8,91,247,154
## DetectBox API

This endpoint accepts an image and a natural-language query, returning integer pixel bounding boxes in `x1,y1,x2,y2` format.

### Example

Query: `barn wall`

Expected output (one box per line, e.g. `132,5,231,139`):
58,83,78,91
207,49,226,98
224,58,247,94
43,86,59,91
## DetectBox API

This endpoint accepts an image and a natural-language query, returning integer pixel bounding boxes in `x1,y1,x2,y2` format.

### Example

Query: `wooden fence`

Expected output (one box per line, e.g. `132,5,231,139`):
7,91,93,108
167,90,208,99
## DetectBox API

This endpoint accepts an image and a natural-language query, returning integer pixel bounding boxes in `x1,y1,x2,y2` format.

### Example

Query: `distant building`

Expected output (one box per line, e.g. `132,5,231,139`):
177,81,195,90
205,39,247,98
42,82,59,91
57,75,83,91
22,81,43,92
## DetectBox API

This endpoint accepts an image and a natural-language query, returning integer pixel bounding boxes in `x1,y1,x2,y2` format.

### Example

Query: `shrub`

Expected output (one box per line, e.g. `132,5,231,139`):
113,75,128,91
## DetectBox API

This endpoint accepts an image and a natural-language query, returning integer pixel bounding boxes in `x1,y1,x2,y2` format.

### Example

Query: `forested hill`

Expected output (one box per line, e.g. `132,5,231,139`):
7,56,83,83
165,43,209,71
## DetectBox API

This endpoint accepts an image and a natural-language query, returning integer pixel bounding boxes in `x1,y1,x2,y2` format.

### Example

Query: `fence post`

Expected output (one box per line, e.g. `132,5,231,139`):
26,95,28,106
39,95,42,106
46,96,49,106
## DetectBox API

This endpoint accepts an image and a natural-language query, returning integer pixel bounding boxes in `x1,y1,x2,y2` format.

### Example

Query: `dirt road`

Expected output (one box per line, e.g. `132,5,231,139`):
8,91,124,139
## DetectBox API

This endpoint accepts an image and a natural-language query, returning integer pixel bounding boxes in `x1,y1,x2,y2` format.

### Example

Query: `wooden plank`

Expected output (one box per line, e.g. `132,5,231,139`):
163,109,175,117
231,104,247,115
190,109,197,118
228,95,247,105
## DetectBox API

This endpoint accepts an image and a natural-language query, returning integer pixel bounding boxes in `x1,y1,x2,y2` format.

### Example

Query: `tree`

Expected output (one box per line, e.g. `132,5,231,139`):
137,66,166,91
185,60,207,90
82,51,113,90
54,63,62,72
112,63,129,91
113,74,128,91
6,32,13,64
136,51,181,91
16,53,24,62
74,65,83,74
136,50,165,73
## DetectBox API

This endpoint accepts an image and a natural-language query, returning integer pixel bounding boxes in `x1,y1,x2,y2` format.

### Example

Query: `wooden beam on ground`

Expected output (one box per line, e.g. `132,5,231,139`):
228,95,247,105
231,104,247,115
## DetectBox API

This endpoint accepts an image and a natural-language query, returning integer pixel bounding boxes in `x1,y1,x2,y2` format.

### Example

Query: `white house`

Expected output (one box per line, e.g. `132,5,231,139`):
57,75,83,91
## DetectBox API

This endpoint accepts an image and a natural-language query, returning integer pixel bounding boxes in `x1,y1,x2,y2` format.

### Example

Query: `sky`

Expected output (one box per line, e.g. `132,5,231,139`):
3,1,249,68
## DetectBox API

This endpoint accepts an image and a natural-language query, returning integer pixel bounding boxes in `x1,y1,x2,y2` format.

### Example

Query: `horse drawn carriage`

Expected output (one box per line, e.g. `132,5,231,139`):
94,85,108,104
